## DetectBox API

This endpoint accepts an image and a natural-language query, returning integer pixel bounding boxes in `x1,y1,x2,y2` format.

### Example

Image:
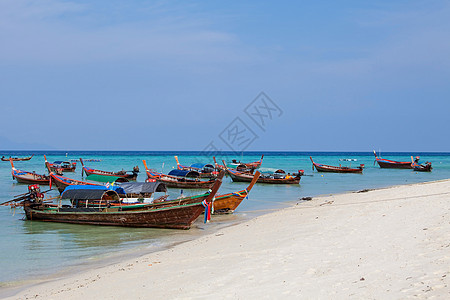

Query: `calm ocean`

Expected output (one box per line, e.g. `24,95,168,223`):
1,151,449,291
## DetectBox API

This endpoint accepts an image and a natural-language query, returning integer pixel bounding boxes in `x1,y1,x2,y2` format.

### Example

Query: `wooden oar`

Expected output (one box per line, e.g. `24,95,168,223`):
43,196,61,201
13,191,32,198
1,197,26,206
1,191,58,206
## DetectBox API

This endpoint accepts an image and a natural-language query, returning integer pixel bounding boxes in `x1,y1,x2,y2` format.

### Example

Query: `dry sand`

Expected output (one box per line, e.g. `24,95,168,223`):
5,179,450,299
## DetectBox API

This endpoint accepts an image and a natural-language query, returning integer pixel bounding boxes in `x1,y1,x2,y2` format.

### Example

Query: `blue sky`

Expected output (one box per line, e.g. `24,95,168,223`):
0,0,449,151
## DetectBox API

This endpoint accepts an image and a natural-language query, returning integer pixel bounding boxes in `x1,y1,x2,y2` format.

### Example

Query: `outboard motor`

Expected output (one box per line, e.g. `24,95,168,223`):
28,184,44,204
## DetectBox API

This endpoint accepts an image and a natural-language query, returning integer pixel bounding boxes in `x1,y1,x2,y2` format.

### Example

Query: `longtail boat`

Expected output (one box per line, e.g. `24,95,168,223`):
10,159,49,185
373,151,413,169
411,156,432,172
49,172,101,193
211,171,260,213
70,159,102,162
310,157,364,173
75,170,254,215
1,154,34,161
44,155,76,173
228,155,264,169
224,161,301,184
174,156,218,178
71,172,240,214
213,157,257,174
143,160,216,189
80,158,139,181
20,172,224,229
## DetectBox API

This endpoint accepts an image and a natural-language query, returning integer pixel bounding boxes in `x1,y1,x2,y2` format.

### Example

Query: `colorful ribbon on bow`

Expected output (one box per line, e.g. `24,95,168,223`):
201,200,211,223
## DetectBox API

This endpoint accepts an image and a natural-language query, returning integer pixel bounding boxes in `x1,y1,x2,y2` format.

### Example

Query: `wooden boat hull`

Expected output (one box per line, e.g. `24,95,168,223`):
143,160,215,189
373,151,412,169
84,169,137,180
151,177,214,189
2,154,34,161
24,203,206,229
229,155,264,169
48,165,76,172
375,160,412,169
414,164,432,172
227,170,300,184
198,172,218,179
50,173,99,193
313,165,362,173
212,193,246,213
44,156,77,173
211,171,260,213
80,158,138,181
14,175,49,185
10,160,49,185
77,191,245,215
310,157,363,173
174,156,218,179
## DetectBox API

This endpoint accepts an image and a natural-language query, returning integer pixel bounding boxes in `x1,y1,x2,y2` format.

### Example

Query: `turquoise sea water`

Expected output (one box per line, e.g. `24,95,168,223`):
1,151,449,293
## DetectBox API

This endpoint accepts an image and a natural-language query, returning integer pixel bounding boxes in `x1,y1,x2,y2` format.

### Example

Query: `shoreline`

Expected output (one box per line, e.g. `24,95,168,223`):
0,213,249,298
4,178,450,299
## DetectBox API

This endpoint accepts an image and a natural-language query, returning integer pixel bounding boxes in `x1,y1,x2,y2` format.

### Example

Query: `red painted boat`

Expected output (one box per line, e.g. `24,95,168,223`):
411,156,432,172
44,155,76,173
70,170,251,214
9,159,49,185
80,158,139,181
175,156,218,178
373,151,413,169
224,161,301,184
310,157,364,173
143,160,216,189
21,173,224,229
228,155,264,169
49,172,101,193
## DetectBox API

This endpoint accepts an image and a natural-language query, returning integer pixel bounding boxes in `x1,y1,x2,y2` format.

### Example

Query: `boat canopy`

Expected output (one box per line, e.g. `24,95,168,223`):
168,169,200,178
190,163,214,170
61,185,124,200
236,164,249,171
116,182,167,194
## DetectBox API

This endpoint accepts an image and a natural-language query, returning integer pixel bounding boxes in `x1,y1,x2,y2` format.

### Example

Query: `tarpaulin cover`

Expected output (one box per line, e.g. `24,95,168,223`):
168,169,200,178
61,185,125,199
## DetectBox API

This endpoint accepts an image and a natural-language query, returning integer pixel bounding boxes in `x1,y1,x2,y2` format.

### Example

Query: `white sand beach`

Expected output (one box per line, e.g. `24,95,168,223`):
6,179,450,299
